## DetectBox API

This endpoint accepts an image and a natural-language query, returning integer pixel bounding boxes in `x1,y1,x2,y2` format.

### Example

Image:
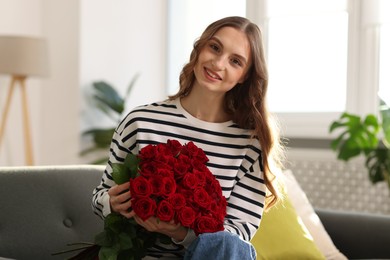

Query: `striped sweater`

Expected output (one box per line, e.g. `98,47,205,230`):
92,98,266,257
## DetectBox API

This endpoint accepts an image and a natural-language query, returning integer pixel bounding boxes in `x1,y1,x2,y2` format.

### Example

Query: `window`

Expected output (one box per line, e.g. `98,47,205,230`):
248,0,386,138
266,2,348,113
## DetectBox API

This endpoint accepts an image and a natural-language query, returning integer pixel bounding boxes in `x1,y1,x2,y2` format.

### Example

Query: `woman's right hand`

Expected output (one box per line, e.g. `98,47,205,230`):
108,182,135,218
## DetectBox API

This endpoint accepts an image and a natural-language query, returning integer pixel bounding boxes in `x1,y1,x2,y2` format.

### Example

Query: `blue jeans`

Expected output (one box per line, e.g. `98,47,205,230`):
184,231,256,260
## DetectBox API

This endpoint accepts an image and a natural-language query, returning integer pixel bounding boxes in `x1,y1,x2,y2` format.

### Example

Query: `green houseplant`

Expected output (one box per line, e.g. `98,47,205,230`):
329,99,390,189
81,74,139,164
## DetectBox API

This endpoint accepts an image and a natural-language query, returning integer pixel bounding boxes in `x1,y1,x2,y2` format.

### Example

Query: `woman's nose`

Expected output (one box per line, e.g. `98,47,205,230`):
212,56,226,70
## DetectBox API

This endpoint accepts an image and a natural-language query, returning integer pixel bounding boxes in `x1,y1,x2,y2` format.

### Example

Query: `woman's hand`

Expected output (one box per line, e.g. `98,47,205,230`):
134,215,188,241
108,182,135,218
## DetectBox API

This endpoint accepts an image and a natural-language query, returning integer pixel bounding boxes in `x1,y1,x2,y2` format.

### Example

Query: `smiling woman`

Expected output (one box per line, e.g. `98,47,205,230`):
92,16,285,259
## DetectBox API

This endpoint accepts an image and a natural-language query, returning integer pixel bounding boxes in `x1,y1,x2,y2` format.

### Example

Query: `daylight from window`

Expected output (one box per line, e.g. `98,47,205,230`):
266,6,348,113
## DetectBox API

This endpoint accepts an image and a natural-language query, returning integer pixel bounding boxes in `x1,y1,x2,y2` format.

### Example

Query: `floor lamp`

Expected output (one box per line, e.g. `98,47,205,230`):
0,36,49,165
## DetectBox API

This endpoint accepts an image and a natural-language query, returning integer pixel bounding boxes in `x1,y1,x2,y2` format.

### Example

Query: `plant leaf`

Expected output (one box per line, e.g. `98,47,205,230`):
329,112,380,161
93,81,125,114
112,163,131,185
124,153,140,179
95,231,113,247
118,232,133,250
83,128,115,148
380,98,390,147
365,148,390,184
99,245,120,260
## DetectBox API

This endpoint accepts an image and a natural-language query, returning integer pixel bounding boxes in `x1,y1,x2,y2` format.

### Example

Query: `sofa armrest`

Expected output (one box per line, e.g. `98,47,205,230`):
316,208,390,259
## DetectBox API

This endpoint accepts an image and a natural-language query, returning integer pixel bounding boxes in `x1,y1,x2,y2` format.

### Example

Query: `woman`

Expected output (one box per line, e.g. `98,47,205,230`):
92,16,284,259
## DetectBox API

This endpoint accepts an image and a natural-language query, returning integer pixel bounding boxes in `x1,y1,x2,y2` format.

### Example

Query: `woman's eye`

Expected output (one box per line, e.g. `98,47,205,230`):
210,44,219,52
231,58,242,67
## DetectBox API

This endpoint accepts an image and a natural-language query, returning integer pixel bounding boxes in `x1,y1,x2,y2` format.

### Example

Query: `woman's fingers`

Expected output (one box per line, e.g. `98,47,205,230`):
108,182,130,196
108,182,132,215
134,216,180,232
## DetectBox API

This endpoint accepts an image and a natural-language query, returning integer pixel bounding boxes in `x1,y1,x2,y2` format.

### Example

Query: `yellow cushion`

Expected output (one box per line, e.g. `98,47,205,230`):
251,195,325,260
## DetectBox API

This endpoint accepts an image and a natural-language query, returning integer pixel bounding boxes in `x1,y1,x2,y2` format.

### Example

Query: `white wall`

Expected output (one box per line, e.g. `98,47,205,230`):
80,0,167,131
0,0,168,166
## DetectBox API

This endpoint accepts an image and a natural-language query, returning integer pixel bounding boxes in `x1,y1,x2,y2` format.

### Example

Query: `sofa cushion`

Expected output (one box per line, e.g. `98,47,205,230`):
283,170,347,260
251,191,325,259
0,165,105,260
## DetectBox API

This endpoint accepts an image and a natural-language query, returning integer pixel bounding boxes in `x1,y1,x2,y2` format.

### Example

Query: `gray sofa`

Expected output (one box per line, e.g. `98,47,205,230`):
0,165,390,260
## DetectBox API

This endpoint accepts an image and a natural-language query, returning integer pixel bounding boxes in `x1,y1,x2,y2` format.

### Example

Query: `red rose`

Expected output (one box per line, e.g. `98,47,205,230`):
130,176,152,198
209,199,226,221
173,160,190,179
193,215,224,235
177,206,196,227
132,197,157,221
139,161,157,178
149,176,164,196
192,169,206,186
156,143,170,154
193,188,212,209
168,193,186,210
183,142,208,164
156,153,174,166
177,153,191,166
156,167,174,178
207,179,223,199
216,198,227,220
191,159,208,172
176,187,194,204
156,200,174,222
139,145,158,161
167,139,183,156
162,176,176,197
182,173,199,190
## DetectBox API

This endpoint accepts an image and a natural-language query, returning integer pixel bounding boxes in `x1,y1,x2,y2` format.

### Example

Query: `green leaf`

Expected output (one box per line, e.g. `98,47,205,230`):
118,232,133,250
83,128,115,148
93,81,125,114
112,164,131,185
95,231,113,247
365,148,390,184
380,98,390,147
124,153,140,178
329,112,380,161
104,214,126,233
99,245,120,260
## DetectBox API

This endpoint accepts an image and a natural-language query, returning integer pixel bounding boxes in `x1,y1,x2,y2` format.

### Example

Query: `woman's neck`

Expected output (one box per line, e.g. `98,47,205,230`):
180,92,231,123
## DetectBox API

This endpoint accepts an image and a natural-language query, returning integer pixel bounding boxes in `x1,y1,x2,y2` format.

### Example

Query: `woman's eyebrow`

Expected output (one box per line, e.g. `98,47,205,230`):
210,36,248,65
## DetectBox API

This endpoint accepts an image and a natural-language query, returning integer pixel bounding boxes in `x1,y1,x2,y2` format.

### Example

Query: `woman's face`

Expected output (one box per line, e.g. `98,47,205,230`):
193,26,251,96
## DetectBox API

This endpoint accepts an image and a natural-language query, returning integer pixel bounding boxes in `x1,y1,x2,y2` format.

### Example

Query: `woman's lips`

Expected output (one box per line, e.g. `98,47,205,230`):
204,67,222,80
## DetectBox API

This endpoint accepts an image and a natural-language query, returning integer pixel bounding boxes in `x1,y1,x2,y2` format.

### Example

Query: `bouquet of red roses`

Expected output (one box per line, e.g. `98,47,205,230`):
129,139,227,235
57,140,226,260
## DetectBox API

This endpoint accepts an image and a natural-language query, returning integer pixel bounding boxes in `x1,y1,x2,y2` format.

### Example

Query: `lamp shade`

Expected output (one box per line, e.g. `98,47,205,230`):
0,35,49,77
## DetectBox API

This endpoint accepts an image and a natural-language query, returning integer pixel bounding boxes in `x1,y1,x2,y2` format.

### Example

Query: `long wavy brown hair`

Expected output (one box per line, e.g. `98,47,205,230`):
169,16,285,209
